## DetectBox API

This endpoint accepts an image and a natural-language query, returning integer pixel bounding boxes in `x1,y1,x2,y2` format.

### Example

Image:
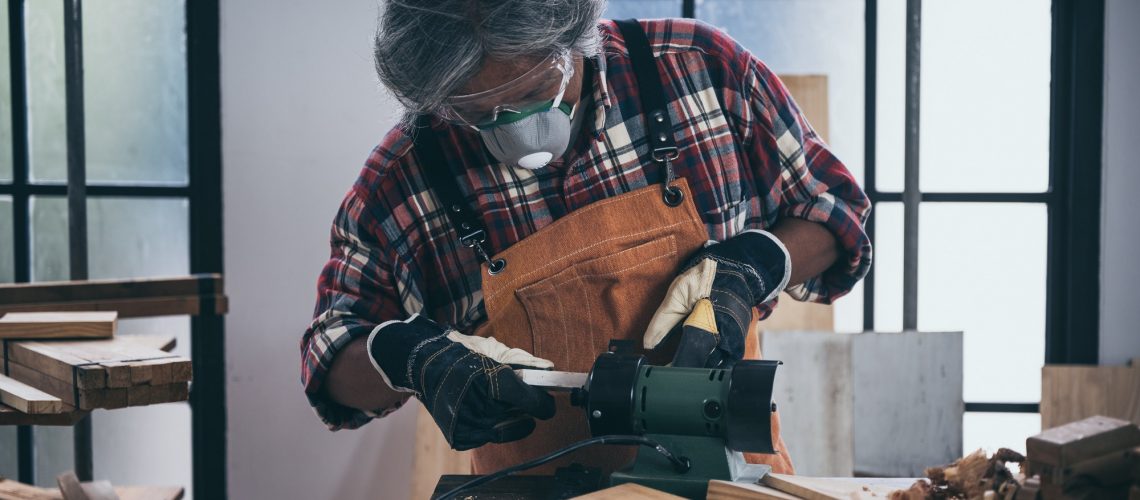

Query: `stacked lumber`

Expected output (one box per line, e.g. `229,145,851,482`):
1024,415,1140,499
2,336,191,410
0,476,184,500
0,309,189,424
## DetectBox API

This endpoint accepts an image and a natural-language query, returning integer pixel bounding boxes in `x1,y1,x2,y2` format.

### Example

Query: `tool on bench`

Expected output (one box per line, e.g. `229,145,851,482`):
433,298,782,500
515,352,781,498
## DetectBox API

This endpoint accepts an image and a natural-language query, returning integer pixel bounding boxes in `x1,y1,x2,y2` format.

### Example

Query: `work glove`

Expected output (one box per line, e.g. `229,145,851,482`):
366,314,556,450
644,229,791,368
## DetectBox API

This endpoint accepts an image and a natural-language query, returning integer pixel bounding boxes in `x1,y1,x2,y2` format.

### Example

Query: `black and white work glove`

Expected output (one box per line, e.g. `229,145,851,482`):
366,314,556,451
643,229,791,368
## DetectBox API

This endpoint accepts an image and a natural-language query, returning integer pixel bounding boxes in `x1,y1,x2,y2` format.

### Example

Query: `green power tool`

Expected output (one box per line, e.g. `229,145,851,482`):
518,346,782,498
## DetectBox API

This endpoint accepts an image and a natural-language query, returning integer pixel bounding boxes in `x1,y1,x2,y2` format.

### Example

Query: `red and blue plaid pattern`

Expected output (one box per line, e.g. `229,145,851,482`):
302,18,872,430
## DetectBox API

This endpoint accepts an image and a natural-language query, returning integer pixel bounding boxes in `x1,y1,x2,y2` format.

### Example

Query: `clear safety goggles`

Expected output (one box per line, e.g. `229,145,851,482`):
438,50,574,129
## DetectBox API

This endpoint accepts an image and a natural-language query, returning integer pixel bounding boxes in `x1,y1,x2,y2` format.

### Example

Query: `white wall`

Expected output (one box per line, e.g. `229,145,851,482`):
221,2,418,499
1100,0,1140,366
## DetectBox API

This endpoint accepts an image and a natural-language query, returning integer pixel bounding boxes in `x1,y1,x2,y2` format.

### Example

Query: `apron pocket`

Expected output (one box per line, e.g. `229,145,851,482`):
516,235,680,372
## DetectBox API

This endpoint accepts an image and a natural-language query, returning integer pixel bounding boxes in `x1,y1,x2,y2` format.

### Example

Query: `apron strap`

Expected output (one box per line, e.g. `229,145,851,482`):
412,19,684,276
413,116,506,275
614,18,684,206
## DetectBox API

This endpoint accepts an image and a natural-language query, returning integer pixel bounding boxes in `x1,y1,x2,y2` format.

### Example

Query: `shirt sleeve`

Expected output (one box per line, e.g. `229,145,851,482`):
300,186,413,430
736,46,873,304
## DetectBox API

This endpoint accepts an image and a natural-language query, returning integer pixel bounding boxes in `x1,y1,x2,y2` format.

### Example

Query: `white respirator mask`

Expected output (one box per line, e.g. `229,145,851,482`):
440,51,577,170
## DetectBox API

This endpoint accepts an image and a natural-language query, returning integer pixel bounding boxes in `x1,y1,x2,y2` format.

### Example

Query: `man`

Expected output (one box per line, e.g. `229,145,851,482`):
301,0,871,477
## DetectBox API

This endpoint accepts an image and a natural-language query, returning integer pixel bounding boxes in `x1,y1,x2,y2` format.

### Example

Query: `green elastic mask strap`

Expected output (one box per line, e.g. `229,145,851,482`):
478,101,574,130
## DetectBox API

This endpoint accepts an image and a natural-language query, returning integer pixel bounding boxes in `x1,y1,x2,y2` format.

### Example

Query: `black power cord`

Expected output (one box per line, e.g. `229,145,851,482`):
434,435,691,500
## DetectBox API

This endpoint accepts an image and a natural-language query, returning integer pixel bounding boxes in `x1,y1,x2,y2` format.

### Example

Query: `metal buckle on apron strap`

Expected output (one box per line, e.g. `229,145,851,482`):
647,95,684,208
458,226,507,275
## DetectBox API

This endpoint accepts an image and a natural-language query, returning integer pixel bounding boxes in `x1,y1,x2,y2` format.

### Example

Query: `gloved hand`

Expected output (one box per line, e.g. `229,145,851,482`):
366,314,556,450
644,229,791,368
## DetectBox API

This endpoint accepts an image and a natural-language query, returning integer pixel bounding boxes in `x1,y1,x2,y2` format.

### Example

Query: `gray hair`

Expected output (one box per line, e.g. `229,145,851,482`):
374,0,607,118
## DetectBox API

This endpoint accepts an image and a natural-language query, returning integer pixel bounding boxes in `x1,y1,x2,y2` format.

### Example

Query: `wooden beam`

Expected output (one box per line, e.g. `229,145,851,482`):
0,274,223,304
1041,360,1140,428
0,373,63,414
0,294,228,318
0,402,87,426
0,311,117,340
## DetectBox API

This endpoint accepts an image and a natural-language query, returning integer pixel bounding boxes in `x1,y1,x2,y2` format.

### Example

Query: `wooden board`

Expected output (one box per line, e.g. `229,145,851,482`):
0,373,63,414
759,474,916,500
0,274,222,305
0,295,228,319
411,403,472,500
0,479,183,500
5,361,126,410
0,402,87,426
0,312,117,340
1026,415,1140,467
1041,361,1140,429
6,337,187,391
573,483,683,499
707,480,800,500
125,334,177,353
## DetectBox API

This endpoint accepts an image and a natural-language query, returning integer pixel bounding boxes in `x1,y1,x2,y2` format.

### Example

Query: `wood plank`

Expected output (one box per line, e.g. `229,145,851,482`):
707,480,799,500
0,294,228,319
113,486,183,500
4,361,125,410
0,312,117,340
759,474,915,500
9,337,181,390
6,340,106,389
0,480,182,500
1026,415,1140,467
128,382,190,406
1042,362,1140,428
0,403,87,426
0,373,63,414
573,483,684,499
124,334,177,353
411,403,472,500
0,274,222,305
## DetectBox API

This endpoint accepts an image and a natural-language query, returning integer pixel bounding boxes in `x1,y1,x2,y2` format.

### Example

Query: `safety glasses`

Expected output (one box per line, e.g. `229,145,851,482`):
439,50,574,129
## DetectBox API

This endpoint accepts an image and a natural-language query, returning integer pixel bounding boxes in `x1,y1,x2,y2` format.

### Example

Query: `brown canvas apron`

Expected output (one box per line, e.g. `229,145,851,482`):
414,18,794,478
468,178,794,476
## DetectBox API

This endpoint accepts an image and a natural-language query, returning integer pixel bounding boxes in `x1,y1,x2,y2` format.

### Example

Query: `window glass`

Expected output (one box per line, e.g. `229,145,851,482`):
918,203,1047,403
605,0,682,18
83,0,188,184
699,0,865,184
0,196,12,282
31,196,68,281
873,202,903,332
920,0,1051,192
964,412,1040,455
0,0,12,182
32,196,190,280
875,0,905,192
25,0,66,182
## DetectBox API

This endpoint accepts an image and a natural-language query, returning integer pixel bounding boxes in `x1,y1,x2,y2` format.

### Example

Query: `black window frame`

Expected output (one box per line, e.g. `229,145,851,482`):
646,0,1106,412
2,0,224,497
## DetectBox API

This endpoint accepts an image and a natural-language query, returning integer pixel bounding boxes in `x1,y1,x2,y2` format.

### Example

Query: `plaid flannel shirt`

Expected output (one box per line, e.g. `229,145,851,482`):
302,18,872,430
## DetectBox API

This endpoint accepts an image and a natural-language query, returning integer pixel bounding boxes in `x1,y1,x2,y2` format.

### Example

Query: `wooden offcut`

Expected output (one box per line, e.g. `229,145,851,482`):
0,312,117,340
1026,415,1140,468
758,474,917,500
0,373,63,414
707,480,800,500
572,483,684,499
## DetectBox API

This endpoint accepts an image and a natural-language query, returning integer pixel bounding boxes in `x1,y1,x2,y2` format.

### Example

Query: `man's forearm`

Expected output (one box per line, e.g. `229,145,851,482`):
323,336,408,411
770,217,839,287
